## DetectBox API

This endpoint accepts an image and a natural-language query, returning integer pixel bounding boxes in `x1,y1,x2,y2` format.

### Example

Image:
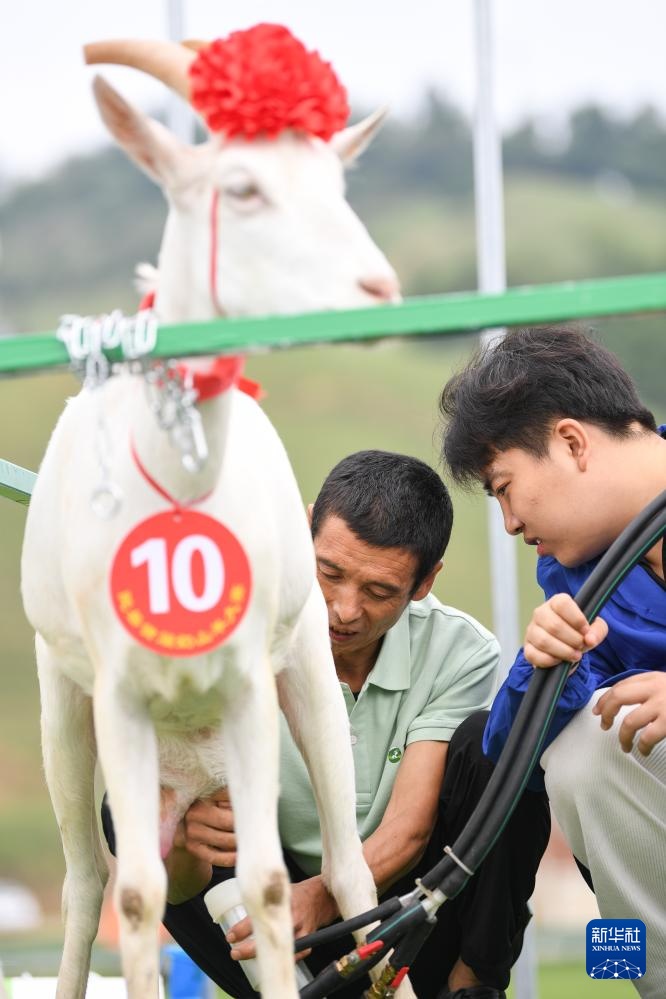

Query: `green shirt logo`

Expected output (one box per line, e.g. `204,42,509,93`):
387,747,403,764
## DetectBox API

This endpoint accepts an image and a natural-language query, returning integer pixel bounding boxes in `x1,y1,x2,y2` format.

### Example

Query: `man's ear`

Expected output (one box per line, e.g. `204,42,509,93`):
412,561,443,601
306,503,314,527
553,418,591,470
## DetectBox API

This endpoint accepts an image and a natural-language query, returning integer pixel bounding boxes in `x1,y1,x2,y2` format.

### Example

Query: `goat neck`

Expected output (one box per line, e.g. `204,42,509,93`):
129,372,234,507
129,180,240,505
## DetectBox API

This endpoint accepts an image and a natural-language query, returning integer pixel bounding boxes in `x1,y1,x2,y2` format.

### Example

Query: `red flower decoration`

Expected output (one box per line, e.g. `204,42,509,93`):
189,23,350,140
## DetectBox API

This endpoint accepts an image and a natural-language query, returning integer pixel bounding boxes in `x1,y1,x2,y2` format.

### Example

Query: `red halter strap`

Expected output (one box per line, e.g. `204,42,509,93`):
130,438,213,510
205,196,264,398
135,193,263,403
210,189,225,318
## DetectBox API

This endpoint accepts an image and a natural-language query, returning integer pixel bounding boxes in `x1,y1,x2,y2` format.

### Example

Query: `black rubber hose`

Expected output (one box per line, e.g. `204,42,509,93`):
299,943,391,999
299,960,362,998
300,912,435,999
294,897,402,953
387,918,437,975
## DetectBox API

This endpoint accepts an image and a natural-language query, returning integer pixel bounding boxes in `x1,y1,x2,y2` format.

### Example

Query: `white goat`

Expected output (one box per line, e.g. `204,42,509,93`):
21,28,413,999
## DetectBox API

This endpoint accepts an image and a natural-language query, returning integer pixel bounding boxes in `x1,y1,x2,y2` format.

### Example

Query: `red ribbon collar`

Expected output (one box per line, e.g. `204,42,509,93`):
137,290,262,403
181,357,262,404
180,355,246,403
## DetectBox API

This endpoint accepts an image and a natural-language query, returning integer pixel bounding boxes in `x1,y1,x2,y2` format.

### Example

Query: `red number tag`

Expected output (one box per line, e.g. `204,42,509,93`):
110,510,252,656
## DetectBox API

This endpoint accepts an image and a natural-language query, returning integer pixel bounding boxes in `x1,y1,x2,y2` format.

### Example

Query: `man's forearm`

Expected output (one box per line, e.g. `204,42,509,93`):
357,740,447,896
165,846,213,904
361,814,433,896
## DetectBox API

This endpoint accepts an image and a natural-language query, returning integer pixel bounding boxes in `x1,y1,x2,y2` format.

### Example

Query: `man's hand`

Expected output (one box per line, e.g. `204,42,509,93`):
182,787,237,867
290,877,338,949
226,877,338,963
523,593,608,668
164,787,235,904
593,672,666,755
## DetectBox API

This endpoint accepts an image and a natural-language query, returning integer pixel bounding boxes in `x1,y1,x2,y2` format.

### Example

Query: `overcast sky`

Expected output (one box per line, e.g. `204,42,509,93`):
2,0,666,182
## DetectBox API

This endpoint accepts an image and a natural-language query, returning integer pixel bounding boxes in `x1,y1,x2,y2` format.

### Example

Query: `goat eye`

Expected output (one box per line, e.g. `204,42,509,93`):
224,180,262,203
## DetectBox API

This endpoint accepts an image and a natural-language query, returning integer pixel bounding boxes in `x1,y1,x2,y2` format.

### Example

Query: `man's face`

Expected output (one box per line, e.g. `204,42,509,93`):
483,430,618,566
313,515,433,659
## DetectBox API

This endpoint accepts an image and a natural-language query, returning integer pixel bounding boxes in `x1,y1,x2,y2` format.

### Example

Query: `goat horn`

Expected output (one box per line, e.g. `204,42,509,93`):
83,39,197,100
181,39,209,53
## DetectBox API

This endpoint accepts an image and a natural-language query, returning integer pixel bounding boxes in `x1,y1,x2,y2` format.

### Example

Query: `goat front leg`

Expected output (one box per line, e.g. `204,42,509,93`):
222,655,298,999
278,587,377,920
278,589,417,999
37,636,108,999
93,667,165,998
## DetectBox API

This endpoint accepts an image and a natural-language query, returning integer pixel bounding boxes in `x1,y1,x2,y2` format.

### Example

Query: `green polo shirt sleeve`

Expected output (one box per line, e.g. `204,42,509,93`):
277,593,500,877
405,599,501,744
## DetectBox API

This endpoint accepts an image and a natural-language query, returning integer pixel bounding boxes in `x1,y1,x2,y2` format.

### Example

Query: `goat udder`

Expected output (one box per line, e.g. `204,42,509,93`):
159,801,183,860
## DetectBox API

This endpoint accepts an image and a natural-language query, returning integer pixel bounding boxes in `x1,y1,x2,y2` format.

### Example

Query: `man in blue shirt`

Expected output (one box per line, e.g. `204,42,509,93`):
439,324,666,999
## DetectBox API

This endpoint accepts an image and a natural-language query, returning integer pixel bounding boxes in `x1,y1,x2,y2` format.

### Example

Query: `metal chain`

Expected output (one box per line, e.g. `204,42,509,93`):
56,308,156,518
57,308,158,369
142,361,209,473
83,347,123,520
56,309,209,490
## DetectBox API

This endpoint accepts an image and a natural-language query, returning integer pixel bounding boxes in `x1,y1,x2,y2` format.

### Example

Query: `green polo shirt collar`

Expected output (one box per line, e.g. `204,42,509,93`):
365,608,412,692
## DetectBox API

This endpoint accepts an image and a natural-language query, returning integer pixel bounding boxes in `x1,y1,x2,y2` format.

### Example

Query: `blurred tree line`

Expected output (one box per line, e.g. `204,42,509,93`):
0,90,665,404
351,92,666,202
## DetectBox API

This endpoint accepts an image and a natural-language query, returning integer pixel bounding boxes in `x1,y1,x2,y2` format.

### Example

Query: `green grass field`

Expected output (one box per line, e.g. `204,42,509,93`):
507,961,638,998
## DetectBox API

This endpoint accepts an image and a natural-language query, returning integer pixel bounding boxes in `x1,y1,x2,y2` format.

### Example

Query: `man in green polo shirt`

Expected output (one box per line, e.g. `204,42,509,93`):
106,451,550,999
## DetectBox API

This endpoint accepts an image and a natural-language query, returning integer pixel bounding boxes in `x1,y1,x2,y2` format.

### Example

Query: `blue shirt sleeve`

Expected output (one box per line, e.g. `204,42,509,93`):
482,555,621,790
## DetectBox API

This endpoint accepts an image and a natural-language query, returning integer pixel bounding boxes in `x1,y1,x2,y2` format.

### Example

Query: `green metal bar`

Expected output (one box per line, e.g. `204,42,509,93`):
2,270,666,505
1,272,665,376
0,458,37,505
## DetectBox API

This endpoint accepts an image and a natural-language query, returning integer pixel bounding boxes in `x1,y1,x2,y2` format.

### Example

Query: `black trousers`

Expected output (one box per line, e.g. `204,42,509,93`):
101,711,550,998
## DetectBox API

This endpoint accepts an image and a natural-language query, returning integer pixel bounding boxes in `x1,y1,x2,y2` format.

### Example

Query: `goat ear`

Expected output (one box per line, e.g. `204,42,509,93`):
92,75,191,186
330,106,389,164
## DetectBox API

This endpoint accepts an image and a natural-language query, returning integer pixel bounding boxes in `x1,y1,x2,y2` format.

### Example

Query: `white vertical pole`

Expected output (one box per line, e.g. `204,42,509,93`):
473,3,538,998
165,0,196,143
473,0,521,677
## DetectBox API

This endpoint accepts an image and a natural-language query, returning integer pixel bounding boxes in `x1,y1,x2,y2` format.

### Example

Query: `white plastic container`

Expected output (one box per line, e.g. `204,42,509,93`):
204,878,314,992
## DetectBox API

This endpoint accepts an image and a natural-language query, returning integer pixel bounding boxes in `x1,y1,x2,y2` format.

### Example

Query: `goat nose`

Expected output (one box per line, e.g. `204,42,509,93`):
359,275,401,303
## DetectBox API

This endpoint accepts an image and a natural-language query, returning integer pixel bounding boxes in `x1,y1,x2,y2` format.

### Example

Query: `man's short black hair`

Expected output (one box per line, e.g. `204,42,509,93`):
311,450,453,589
439,324,656,486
